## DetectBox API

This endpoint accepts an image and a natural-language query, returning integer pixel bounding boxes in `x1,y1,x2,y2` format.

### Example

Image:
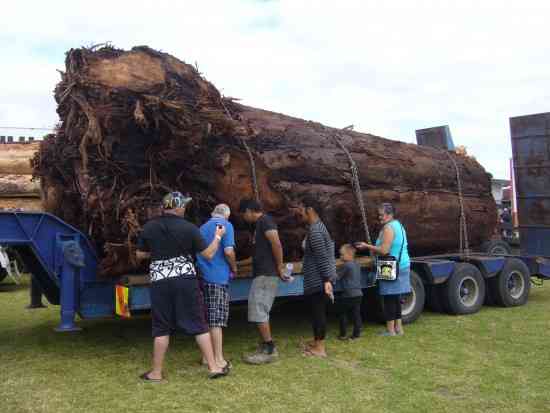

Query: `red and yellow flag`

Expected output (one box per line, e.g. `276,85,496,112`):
115,285,131,318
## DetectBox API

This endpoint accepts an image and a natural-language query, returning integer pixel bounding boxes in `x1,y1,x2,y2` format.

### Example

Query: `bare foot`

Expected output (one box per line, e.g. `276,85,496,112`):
303,347,327,358
218,360,232,370
300,339,316,351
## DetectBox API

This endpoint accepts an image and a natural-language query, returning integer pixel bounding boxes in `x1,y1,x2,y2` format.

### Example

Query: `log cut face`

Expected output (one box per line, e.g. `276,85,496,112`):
0,143,40,174
32,46,497,276
0,174,40,197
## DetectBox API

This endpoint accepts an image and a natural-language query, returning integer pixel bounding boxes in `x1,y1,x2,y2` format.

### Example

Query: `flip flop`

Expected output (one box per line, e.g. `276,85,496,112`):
208,367,229,380
221,360,233,371
139,371,163,383
201,360,232,370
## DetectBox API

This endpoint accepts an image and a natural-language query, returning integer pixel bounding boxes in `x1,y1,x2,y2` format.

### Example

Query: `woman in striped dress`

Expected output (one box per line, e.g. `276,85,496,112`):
300,196,337,357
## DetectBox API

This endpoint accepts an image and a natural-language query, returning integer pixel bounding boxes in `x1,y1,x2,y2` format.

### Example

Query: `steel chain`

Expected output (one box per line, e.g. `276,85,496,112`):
220,98,260,202
240,137,260,202
445,151,470,255
332,131,372,245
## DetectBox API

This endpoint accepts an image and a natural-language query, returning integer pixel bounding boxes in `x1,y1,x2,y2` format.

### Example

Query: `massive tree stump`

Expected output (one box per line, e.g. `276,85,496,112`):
32,45,497,276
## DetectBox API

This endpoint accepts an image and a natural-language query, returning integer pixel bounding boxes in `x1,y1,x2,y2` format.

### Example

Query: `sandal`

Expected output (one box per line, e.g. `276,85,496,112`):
139,371,163,383
220,360,233,370
208,367,229,380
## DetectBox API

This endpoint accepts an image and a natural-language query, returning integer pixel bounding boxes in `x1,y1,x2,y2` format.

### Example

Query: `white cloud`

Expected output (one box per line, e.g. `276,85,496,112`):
2,0,550,178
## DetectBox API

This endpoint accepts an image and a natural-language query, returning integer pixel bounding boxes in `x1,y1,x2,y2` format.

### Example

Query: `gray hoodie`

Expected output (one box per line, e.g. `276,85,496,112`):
336,261,363,298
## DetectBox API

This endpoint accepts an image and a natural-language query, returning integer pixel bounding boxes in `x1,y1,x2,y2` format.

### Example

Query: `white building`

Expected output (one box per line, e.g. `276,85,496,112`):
491,178,511,207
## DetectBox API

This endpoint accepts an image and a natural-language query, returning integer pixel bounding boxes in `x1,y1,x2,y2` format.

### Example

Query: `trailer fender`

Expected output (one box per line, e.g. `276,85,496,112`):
466,256,506,280
411,259,454,285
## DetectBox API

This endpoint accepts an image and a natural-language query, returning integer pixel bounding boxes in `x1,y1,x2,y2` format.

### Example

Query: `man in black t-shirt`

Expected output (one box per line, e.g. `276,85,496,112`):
136,192,229,381
239,199,286,364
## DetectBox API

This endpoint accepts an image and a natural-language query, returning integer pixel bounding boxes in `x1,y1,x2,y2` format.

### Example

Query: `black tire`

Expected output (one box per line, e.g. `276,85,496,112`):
0,267,6,283
482,239,512,255
442,263,486,315
401,270,425,324
426,284,446,313
484,286,498,306
487,258,530,307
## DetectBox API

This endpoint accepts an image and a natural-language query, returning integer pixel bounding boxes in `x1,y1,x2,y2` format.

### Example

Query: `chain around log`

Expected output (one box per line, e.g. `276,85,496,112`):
239,137,260,203
445,151,470,256
332,127,372,245
220,98,260,203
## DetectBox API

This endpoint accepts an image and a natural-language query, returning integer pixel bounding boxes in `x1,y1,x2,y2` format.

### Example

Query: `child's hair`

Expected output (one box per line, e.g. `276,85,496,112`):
340,243,356,257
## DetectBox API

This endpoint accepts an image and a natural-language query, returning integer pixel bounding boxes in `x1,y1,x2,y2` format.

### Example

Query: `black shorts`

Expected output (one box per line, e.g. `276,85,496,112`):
150,276,208,338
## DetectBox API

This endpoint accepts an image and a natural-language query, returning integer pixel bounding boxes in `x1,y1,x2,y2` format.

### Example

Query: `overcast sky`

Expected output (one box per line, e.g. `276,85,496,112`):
2,0,549,179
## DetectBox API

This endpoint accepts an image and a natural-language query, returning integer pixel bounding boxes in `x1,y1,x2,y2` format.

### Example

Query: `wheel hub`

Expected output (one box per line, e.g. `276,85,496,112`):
458,276,479,307
506,270,525,299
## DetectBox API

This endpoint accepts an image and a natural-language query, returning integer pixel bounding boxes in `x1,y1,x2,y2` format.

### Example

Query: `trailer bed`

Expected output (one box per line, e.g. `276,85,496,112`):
1,211,549,330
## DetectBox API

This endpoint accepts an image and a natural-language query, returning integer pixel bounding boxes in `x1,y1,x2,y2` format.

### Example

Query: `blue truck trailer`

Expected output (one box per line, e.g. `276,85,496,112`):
1,112,549,331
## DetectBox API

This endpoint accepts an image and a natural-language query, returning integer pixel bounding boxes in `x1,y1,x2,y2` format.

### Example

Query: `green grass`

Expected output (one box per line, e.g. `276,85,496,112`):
1,277,550,413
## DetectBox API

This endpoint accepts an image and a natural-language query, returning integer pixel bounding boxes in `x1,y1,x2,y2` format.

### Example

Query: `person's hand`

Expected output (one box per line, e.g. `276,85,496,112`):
277,265,288,281
354,242,369,250
215,225,226,239
324,281,333,297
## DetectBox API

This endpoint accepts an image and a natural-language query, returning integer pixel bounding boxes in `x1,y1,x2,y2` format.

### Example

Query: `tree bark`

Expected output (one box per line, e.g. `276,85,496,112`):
32,46,497,277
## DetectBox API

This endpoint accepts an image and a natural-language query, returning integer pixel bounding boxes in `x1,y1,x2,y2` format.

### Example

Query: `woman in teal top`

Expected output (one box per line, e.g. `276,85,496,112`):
356,203,411,336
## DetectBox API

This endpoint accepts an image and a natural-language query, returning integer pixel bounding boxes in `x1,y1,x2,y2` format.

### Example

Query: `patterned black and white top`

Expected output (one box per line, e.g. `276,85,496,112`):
302,220,337,295
137,214,207,283
149,255,197,282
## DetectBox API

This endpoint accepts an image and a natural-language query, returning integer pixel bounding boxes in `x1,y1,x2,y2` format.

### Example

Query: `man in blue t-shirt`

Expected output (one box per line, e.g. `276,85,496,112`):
197,204,237,370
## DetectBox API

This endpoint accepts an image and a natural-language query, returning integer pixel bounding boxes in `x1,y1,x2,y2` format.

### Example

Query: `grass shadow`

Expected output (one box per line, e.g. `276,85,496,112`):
0,282,29,293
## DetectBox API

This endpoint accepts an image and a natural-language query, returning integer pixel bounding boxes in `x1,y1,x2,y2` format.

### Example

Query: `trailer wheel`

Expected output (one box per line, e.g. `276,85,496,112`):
482,239,512,255
443,263,486,315
401,270,425,324
487,258,530,307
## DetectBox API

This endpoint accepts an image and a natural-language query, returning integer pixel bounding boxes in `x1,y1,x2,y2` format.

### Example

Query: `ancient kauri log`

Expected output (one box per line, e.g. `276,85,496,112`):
32,46,497,276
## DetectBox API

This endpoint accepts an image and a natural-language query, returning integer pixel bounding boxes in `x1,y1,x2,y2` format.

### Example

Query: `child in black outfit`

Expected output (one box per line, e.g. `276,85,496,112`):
336,244,363,340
